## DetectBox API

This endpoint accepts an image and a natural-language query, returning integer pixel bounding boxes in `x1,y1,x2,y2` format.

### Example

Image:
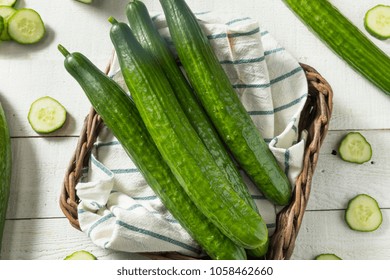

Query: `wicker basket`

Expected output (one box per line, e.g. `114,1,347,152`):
60,61,333,260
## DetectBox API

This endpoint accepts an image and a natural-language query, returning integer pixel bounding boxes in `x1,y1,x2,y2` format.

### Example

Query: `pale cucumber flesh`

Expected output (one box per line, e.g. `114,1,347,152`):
7,8,45,44
28,96,67,134
364,5,390,40
345,194,382,232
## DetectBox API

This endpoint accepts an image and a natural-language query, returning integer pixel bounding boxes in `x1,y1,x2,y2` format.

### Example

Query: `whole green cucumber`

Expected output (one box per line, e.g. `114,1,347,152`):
58,45,247,260
283,0,390,95
108,18,268,250
159,0,291,206
0,101,11,254
126,0,267,257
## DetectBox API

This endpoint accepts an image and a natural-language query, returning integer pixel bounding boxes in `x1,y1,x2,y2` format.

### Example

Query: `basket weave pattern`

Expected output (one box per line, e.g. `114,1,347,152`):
60,62,333,260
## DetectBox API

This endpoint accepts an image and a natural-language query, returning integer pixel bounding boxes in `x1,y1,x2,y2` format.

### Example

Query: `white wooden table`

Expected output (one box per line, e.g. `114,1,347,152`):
1,0,389,260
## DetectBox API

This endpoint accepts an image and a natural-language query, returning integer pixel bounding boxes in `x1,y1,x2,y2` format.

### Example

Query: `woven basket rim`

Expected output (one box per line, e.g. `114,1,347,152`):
60,61,333,260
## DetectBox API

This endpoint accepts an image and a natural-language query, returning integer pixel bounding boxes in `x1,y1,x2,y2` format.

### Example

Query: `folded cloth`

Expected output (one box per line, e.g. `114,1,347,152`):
76,12,308,258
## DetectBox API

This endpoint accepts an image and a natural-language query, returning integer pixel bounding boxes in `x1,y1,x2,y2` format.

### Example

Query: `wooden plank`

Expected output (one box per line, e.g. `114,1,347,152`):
2,210,388,260
307,130,390,210
1,218,147,260
7,137,79,219
291,209,390,260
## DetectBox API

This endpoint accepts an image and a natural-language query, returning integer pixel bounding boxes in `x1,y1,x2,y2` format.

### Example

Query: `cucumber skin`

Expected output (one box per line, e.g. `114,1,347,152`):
159,0,291,206
283,0,390,95
0,101,11,254
60,48,247,260
126,0,268,257
109,20,268,250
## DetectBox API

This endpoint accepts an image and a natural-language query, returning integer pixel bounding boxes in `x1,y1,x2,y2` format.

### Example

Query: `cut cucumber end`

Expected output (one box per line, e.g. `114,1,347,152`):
75,0,93,4
0,0,17,7
338,132,372,164
0,6,16,41
7,8,45,44
364,5,390,40
64,250,97,260
28,96,67,134
315,254,342,260
345,194,383,232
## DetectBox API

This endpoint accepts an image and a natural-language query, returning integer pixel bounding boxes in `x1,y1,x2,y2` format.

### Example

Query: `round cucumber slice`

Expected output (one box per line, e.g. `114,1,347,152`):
7,8,45,44
345,194,382,232
315,254,342,260
0,5,16,41
364,5,390,40
0,0,16,6
338,132,372,164
64,250,97,260
28,96,67,134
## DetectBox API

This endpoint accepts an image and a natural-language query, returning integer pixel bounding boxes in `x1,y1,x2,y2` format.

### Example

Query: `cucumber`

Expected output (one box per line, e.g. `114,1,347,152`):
108,17,268,250
0,5,16,41
0,0,16,6
0,101,12,254
364,5,390,40
315,254,342,260
0,16,4,35
159,0,291,206
58,45,247,260
27,96,67,134
345,194,382,232
126,0,267,258
64,250,97,260
338,132,372,164
7,8,45,44
282,0,390,95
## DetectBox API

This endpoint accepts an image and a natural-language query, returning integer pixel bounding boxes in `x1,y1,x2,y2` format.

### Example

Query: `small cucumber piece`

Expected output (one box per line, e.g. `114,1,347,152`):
0,0,16,6
7,8,45,44
315,254,342,260
338,132,372,164
64,250,97,260
345,194,382,232
0,5,16,41
75,0,93,3
364,5,390,40
28,96,67,134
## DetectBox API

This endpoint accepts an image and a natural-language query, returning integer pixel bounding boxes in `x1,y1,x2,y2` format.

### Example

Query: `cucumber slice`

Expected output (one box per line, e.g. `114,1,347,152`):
28,96,67,134
315,254,342,260
338,132,372,164
345,194,382,232
64,250,97,260
0,0,17,6
364,5,390,40
0,5,16,41
7,8,45,44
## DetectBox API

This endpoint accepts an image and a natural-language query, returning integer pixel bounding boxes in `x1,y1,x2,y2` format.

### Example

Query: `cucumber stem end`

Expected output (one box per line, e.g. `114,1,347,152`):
108,16,118,25
58,44,70,57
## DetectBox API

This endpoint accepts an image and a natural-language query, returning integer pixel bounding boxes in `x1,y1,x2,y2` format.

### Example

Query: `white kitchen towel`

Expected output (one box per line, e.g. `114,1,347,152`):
76,12,308,258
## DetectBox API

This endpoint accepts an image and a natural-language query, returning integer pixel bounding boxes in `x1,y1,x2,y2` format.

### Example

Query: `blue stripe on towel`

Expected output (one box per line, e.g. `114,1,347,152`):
87,213,114,238
233,66,303,89
225,17,252,26
207,27,260,40
91,155,113,176
248,93,307,116
116,220,200,254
